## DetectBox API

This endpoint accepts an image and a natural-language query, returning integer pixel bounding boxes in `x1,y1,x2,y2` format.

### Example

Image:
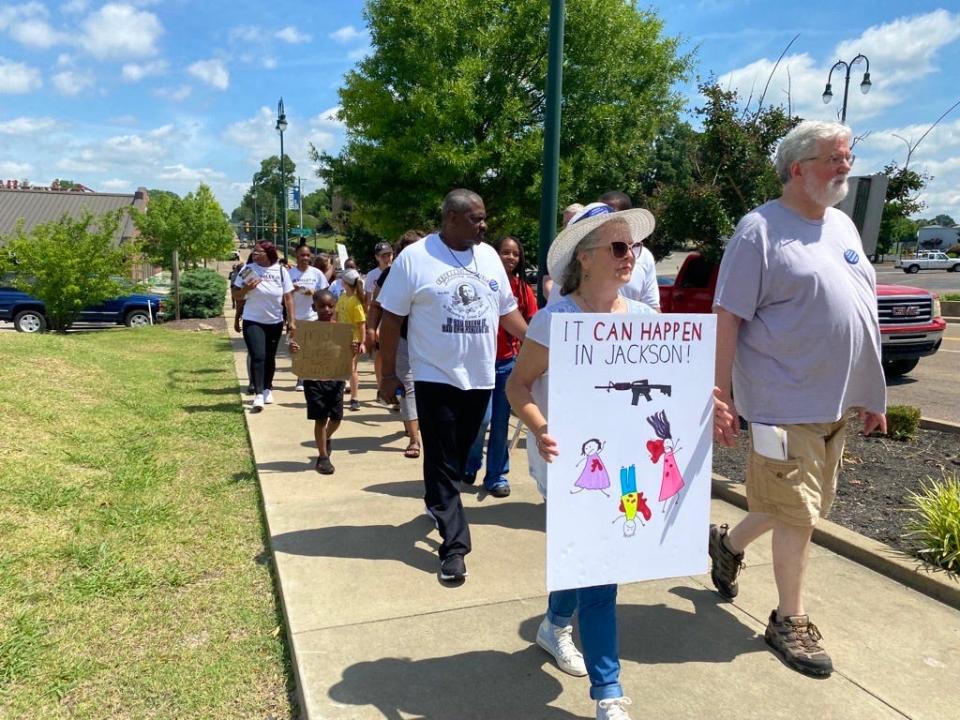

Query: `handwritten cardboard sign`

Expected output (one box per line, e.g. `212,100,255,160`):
290,321,354,381
546,313,717,592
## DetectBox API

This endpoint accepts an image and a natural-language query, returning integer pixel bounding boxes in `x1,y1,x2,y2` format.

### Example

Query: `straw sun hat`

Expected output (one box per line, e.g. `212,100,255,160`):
546,202,655,280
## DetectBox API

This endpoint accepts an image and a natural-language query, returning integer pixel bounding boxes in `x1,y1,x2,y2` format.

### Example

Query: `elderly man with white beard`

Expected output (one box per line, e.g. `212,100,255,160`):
709,120,887,678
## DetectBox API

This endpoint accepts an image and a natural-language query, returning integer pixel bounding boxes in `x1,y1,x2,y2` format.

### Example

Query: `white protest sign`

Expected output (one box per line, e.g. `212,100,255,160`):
546,313,716,592
336,242,349,269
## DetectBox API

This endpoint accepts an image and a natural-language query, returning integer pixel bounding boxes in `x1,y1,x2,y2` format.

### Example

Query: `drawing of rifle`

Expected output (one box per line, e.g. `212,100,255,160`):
594,380,672,405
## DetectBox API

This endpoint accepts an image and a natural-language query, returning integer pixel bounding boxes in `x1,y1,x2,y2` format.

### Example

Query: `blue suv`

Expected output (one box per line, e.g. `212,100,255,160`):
0,284,163,332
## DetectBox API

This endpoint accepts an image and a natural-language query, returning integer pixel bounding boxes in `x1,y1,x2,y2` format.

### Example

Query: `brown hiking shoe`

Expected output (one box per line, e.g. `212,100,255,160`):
708,523,744,600
764,610,834,677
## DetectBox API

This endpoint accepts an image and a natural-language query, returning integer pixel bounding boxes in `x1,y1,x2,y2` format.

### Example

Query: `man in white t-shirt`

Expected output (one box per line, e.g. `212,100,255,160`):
377,189,528,583
289,245,329,391
711,120,886,678
364,241,395,392
598,191,660,310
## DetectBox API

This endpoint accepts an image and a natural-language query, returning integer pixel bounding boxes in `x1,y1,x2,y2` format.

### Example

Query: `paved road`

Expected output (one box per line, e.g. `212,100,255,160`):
874,265,960,296
888,322,960,423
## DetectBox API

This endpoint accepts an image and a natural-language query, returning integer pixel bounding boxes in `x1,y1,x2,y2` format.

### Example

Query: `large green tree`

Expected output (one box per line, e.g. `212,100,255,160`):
1,211,133,332
877,163,930,254
651,82,798,261
136,184,233,268
315,0,689,262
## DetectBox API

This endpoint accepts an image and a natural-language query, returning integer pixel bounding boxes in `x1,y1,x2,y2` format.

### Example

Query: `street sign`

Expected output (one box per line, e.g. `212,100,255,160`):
290,227,314,237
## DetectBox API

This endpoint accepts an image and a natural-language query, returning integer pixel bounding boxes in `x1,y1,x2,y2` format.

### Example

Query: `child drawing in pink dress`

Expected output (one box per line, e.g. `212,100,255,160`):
646,410,684,514
572,438,611,496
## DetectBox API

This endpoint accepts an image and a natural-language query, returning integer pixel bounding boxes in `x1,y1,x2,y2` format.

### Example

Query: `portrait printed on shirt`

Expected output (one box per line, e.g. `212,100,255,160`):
437,269,498,336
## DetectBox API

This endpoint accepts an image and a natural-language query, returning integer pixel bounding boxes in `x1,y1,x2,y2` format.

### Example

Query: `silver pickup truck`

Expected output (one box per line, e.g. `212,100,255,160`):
895,251,960,273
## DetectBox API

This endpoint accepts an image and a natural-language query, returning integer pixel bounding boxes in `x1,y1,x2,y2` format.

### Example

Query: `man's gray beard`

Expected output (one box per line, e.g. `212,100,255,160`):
805,174,849,208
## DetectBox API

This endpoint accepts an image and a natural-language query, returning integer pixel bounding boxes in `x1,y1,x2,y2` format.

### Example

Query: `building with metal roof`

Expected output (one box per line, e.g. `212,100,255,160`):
0,185,149,245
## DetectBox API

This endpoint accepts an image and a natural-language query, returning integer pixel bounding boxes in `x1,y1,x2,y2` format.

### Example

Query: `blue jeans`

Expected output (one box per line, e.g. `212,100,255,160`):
547,584,621,700
466,357,516,489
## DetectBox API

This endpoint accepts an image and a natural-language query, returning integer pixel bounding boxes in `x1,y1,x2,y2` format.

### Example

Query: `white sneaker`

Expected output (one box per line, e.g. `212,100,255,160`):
263,389,273,404
251,394,265,412
536,617,587,676
597,697,633,720
294,382,304,392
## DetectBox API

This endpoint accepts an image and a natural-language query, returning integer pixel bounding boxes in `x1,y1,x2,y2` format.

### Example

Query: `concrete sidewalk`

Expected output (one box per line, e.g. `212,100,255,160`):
227,317,959,720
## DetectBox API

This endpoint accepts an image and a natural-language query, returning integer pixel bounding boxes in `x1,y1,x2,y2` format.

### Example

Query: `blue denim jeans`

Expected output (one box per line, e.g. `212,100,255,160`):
547,584,622,700
466,356,516,489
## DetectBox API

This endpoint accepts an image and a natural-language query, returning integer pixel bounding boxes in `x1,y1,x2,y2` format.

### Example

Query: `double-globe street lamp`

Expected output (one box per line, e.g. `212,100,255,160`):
276,98,289,259
822,54,871,124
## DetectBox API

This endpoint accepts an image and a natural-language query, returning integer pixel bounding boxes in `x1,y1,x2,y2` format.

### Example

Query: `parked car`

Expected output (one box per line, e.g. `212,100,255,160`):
0,285,164,333
659,252,946,378
894,251,960,273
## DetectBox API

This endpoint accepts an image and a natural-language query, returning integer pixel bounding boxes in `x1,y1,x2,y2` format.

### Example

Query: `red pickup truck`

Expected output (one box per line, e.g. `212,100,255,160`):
659,253,946,378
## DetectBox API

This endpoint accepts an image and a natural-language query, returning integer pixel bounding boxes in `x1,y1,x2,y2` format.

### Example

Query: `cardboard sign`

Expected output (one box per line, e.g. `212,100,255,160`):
336,242,349,270
546,313,717,592
290,321,354,381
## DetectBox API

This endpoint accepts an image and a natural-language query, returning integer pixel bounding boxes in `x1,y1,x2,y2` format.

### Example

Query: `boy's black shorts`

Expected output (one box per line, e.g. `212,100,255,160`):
303,380,346,422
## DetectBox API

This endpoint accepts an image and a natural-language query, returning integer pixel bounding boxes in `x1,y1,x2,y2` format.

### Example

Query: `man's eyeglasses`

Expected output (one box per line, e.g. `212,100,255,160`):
800,153,855,167
591,241,642,259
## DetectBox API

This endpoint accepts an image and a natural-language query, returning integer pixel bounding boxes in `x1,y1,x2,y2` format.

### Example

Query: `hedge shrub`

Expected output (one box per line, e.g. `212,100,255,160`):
885,405,921,441
166,268,227,319
905,474,960,573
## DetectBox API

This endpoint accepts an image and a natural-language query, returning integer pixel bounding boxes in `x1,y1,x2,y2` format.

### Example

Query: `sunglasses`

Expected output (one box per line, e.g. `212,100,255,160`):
590,240,642,259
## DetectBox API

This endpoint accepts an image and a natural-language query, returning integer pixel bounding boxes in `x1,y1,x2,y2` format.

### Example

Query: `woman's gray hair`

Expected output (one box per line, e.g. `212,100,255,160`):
559,218,629,296
774,121,852,184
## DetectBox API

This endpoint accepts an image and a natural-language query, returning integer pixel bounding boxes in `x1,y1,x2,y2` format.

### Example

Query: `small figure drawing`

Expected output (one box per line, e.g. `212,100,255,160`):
572,438,610,496
646,410,685,514
612,464,652,537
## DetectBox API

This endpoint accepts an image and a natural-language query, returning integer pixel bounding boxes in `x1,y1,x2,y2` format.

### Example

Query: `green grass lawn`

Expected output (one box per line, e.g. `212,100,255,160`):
0,327,294,719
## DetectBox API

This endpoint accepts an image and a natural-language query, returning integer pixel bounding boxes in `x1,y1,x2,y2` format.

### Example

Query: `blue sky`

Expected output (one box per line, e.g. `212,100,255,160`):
2,1,959,222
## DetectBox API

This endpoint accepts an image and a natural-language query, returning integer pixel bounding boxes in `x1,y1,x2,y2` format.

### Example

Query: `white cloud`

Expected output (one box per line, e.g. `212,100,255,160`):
121,59,168,81
348,46,370,61
0,160,34,176
158,164,226,182
154,84,192,101
10,18,66,48
56,157,106,173
0,2,48,31
109,114,138,126
228,25,261,43
329,25,367,44
187,59,229,90
718,11,960,124
56,53,73,67
222,105,344,175
262,57,277,69
52,70,95,96
100,178,131,190
275,26,310,44
79,3,163,59
0,57,43,93
0,116,60,135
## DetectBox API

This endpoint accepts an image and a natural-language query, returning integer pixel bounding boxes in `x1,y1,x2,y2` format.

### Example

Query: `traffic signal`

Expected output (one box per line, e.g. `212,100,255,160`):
244,222,250,233
272,222,278,234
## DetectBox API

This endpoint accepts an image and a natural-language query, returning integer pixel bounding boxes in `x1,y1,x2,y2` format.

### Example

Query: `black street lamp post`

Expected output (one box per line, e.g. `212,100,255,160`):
822,54,871,124
276,98,289,259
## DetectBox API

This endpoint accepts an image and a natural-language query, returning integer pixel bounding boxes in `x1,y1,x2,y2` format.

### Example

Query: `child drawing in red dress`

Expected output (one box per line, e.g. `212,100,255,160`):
572,438,611,497
646,410,684,514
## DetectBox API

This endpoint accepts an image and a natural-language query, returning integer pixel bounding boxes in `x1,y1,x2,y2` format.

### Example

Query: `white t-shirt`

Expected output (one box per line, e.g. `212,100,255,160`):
714,200,885,424
233,262,294,324
620,245,660,310
524,296,656,496
364,266,384,295
288,265,328,321
548,245,660,310
377,233,518,390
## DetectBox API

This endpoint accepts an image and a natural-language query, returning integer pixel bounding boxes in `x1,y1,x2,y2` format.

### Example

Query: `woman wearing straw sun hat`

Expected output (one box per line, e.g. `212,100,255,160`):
506,204,656,720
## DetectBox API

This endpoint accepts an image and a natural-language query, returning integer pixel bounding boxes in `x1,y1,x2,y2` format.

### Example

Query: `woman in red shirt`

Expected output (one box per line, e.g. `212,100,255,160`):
464,235,538,497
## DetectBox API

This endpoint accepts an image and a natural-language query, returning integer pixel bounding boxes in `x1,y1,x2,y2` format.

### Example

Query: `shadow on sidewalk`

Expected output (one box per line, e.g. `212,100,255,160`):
298,430,407,454
519,586,761,666
271,516,440,574
328,645,584,720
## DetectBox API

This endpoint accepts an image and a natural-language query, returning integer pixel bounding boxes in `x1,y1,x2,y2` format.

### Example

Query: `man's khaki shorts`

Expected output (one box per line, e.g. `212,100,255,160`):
745,418,849,527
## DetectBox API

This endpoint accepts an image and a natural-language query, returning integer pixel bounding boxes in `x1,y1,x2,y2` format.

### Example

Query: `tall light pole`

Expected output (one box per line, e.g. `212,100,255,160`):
822,54,871,124
276,98,289,259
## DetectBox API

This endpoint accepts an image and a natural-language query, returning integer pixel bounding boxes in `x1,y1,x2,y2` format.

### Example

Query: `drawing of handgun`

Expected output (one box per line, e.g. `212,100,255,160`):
594,380,672,405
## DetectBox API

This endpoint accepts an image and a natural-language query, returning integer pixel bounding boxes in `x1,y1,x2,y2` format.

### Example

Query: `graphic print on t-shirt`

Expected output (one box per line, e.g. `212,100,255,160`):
437,269,494,336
